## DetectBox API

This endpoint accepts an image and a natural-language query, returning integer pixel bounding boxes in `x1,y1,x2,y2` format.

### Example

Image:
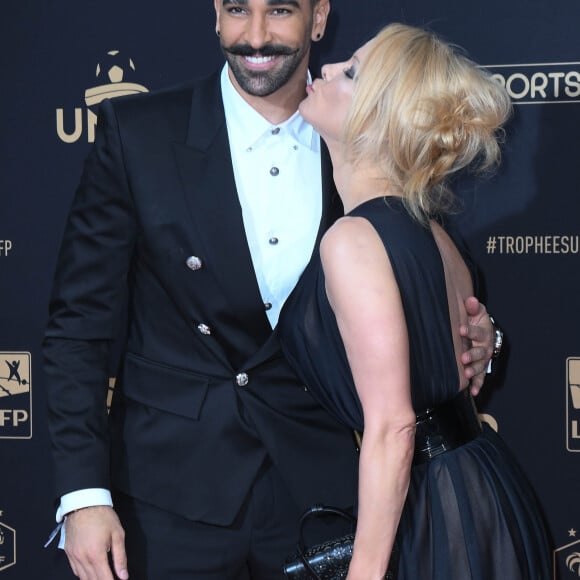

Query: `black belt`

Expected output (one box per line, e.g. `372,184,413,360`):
413,388,482,465
353,389,482,464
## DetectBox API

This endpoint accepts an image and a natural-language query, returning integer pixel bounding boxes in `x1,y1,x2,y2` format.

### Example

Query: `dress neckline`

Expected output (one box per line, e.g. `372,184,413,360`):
345,195,405,216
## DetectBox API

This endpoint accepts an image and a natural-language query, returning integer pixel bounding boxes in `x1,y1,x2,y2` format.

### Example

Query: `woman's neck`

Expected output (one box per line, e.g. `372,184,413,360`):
328,143,398,214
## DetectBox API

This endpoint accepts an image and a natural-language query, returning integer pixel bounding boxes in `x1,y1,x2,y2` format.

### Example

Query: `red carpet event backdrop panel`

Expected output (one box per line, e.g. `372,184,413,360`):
0,1,578,578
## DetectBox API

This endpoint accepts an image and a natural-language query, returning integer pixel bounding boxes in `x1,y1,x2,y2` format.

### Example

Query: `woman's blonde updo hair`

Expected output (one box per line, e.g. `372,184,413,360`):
343,23,512,222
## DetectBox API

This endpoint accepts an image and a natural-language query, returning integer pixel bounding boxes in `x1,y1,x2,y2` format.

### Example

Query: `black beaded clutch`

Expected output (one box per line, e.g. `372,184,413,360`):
283,505,397,580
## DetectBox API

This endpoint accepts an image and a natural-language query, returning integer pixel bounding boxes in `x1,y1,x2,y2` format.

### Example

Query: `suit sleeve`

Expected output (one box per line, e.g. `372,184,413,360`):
43,98,138,498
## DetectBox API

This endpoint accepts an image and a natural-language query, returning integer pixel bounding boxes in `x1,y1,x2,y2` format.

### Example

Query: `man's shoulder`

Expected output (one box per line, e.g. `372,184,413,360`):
101,70,221,121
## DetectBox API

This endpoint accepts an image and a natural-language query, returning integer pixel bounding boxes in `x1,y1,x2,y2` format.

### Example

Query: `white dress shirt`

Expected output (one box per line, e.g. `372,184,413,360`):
221,64,322,327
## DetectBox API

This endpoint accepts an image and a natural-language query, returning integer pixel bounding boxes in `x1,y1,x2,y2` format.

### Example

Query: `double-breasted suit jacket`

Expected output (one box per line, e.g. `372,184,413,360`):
43,71,359,526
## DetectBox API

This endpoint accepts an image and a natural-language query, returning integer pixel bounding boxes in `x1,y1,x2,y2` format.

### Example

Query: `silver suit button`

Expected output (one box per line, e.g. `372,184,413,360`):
197,323,211,335
270,167,280,176
236,373,249,387
264,302,272,311
186,256,203,270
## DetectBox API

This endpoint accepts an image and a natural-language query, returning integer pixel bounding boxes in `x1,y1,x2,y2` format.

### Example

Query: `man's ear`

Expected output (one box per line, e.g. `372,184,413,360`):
213,0,221,33
311,0,331,42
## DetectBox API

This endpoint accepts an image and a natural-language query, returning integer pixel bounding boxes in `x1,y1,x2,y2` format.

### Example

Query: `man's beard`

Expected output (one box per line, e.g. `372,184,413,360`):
222,42,308,97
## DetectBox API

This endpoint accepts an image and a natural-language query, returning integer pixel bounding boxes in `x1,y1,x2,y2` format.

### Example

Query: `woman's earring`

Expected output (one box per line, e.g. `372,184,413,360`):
316,33,321,40
216,30,221,37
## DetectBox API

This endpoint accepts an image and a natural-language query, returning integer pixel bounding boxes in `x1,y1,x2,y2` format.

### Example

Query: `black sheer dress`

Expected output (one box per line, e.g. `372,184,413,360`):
279,196,550,579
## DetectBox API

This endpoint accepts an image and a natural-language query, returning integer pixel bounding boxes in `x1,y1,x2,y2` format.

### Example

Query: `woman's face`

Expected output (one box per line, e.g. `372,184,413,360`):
299,40,372,143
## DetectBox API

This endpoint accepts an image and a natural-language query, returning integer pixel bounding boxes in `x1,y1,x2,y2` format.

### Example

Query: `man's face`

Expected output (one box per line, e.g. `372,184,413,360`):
214,0,329,98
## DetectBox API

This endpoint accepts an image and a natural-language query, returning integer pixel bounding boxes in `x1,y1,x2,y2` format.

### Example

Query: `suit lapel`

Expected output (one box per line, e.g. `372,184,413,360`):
173,75,343,369
173,73,272,349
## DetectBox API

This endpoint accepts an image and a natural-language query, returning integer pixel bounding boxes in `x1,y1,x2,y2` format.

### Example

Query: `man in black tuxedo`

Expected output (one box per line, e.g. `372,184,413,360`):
43,1,496,578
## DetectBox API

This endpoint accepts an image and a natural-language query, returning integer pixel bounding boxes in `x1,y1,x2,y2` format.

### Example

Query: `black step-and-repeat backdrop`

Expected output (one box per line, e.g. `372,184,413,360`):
1,1,579,578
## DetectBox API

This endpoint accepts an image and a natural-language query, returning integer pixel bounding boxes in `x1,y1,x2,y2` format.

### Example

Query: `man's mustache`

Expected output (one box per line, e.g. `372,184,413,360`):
225,43,297,57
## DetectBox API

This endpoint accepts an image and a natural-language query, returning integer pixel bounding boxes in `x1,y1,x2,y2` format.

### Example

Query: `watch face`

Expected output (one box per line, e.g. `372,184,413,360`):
493,328,503,358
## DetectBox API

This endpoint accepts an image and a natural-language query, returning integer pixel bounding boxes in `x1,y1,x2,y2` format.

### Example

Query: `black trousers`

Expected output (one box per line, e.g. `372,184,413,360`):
114,459,353,579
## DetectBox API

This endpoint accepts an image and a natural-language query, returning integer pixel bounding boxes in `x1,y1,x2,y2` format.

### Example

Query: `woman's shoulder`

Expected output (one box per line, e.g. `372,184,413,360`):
320,212,398,287
321,213,383,260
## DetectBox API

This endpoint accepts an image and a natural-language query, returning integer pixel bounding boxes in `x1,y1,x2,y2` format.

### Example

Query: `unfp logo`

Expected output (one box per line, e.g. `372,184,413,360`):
56,50,148,144
567,358,580,452
485,62,580,105
553,528,580,579
0,353,32,439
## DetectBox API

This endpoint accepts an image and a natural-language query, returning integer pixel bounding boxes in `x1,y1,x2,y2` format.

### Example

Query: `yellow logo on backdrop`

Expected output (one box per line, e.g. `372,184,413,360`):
567,358,580,452
485,62,580,105
553,528,580,579
0,511,16,572
56,50,149,144
0,353,32,439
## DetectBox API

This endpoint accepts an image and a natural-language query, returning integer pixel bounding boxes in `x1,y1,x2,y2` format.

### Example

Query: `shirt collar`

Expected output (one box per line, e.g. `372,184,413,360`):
220,64,317,152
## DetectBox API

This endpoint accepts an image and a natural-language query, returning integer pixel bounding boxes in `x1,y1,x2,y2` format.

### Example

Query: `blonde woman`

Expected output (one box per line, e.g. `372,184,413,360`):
279,23,550,580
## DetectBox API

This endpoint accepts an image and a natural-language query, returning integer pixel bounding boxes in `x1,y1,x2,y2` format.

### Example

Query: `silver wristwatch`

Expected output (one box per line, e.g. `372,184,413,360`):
488,315,504,359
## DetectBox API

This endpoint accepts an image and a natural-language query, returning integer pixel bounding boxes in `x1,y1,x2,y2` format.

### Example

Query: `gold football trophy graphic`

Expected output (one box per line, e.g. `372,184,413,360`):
56,49,149,143
85,50,148,107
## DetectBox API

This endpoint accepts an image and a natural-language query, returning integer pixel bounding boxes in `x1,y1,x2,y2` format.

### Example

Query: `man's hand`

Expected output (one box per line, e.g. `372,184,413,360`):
64,505,128,580
460,296,494,397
